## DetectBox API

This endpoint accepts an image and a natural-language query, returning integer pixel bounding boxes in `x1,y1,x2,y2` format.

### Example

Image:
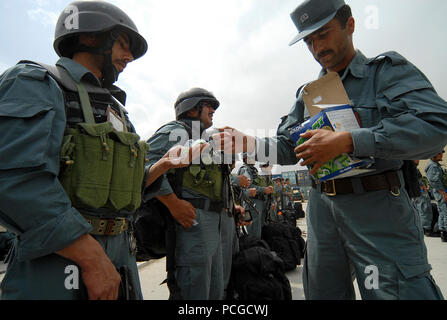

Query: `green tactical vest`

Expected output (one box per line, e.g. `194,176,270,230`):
247,166,267,187
182,164,224,202
58,80,149,212
253,175,268,188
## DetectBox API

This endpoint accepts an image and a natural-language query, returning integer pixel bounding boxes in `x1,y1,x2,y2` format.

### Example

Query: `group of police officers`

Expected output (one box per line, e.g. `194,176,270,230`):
1,0,447,300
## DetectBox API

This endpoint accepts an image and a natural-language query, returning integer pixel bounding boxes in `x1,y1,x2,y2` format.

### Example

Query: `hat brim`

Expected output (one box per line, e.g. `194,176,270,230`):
288,11,338,46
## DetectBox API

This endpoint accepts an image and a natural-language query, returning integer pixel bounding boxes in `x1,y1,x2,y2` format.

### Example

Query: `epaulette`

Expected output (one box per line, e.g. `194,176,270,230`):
366,51,407,66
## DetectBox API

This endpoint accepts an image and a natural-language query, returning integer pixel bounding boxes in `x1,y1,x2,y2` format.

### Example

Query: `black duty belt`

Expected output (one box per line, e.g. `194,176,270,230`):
254,193,265,201
186,199,224,213
312,170,401,197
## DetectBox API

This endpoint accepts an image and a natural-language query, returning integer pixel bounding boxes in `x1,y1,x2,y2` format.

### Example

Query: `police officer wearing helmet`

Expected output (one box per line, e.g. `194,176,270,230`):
214,0,447,299
0,1,184,300
259,162,277,222
144,88,245,300
238,154,274,239
425,150,447,242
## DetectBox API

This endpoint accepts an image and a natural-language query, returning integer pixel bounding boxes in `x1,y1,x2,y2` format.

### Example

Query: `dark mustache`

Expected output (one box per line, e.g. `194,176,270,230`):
317,50,333,59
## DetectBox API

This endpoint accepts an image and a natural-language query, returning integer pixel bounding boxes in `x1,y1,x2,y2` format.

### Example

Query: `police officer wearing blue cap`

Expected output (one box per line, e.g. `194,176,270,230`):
215,0,447,299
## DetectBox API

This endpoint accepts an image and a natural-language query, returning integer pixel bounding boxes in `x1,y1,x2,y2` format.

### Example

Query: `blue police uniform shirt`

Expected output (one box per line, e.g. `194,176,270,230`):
426,160,445,191
256,50,447,170
0,58,98,262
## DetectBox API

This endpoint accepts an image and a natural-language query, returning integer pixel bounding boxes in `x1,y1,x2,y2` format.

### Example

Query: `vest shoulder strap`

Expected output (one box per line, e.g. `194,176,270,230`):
18,60,78,92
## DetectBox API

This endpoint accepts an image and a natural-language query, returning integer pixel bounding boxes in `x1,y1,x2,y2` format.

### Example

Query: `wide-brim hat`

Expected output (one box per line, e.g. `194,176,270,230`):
289,0,345,46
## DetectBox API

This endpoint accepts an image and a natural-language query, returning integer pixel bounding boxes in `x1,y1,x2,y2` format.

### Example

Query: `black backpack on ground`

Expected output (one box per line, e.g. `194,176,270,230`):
293,202,305,218
281,208,299,227
133,197,183,299
261,221,305,271
133,198,171,261
226,234,292,300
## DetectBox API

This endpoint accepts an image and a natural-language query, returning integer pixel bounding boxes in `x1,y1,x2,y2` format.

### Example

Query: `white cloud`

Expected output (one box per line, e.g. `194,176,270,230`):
27,7,58,26
114,0,306,138
0,62,10,75
109,0,309,172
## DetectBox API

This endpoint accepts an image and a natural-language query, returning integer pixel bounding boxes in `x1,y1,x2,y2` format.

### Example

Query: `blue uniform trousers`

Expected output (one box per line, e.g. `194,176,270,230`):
174,208,224,300
245,198,265,240
412,193,433,230
303,183,444,300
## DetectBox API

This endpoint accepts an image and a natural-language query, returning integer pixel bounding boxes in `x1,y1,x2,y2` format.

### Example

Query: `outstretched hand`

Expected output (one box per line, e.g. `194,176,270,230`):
163,142,209,169
234,205,251,227
212,127,256,154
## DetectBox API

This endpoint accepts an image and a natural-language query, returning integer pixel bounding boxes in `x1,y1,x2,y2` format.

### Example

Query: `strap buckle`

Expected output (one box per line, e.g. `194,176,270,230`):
323,180,337,197
390,186,401,197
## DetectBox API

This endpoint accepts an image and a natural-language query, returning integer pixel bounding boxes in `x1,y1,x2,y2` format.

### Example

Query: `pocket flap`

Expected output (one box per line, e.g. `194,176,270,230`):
383,80,433,101
0,100,53,118
396,262,432,279
78,122,114,137
110,130,140,146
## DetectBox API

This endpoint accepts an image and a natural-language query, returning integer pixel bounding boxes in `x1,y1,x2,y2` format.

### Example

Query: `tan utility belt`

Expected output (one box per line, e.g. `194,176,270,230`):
82,214,128,236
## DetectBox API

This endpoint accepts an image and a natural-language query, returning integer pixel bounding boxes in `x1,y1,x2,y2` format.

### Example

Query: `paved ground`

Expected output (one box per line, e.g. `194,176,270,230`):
137,216,308,300
136,203,446,300
1,202,446,299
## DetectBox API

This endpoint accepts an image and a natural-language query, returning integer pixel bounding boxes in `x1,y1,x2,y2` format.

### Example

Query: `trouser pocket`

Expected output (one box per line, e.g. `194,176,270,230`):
396,263,444,300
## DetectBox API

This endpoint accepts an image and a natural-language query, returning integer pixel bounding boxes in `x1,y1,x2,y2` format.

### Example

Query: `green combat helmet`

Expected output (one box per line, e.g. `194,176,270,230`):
174,88,220,120
53,0,148,87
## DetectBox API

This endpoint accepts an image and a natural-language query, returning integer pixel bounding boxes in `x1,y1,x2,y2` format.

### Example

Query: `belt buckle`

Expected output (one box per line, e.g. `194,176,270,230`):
104,219,116,236
324,180,337,197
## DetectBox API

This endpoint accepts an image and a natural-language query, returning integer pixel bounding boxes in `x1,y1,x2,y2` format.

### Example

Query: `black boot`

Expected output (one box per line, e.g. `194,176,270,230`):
441,231,447,242
424,228,440,237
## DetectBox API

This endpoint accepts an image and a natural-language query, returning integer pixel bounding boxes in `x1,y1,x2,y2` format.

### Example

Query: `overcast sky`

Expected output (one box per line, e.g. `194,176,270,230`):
1,0,446,174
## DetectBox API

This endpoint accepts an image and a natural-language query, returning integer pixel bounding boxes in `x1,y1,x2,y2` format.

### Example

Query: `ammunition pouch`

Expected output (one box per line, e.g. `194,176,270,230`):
182,164,223,202
253,176,268,188
59,122,149,212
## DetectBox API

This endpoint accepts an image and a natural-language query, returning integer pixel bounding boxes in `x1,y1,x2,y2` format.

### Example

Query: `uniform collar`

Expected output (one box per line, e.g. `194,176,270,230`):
56,57,102,86
319,50,369,80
